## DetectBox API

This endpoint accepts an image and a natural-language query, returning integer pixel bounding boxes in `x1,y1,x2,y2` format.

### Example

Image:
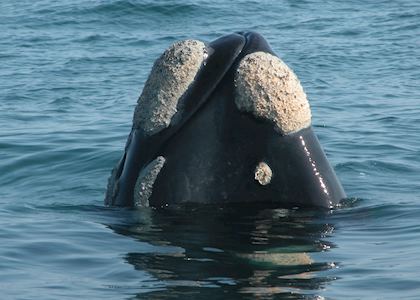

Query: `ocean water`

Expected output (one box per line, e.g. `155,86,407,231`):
1,0,420,299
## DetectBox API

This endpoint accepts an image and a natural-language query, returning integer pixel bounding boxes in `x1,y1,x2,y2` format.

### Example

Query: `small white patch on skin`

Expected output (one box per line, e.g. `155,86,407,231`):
133,40,207,135
234,52,311,135
254,162,272,186
134,156,166,207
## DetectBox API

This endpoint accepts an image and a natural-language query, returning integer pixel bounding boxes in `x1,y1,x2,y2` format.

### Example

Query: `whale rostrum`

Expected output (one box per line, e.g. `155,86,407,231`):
105,32,346,209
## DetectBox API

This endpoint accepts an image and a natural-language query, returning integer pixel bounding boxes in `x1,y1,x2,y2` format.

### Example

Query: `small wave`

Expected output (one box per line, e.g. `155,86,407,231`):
336,160,415,174
68,0,202,18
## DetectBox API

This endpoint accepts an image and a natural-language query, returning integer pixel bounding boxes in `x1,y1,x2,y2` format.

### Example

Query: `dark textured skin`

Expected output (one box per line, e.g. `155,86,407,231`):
106,32,346,209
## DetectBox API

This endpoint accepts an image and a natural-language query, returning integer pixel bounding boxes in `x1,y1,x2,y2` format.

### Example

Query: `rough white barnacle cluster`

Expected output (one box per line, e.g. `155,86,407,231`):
133,40,207,135
254,161,273,186
133,156,166,207
234,52,311,135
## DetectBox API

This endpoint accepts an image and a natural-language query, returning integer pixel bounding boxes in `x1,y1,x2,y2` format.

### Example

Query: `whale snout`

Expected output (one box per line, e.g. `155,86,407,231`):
105,32,346,209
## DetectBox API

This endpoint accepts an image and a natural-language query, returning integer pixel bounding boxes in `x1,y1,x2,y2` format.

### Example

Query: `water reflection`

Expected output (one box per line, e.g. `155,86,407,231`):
108,204,338,299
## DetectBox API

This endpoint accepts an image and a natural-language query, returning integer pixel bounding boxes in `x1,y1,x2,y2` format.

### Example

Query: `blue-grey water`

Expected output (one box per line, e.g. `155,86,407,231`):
1,1,420,299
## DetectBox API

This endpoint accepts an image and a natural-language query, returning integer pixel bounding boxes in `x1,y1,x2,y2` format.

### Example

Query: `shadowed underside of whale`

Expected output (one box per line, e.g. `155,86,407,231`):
105,32,346,209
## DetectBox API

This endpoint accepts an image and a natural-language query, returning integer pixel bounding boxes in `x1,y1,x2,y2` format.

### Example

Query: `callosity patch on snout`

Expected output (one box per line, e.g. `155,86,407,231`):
254,162,272,186
133,40,207,135
234,52,311,135
133,156,166,207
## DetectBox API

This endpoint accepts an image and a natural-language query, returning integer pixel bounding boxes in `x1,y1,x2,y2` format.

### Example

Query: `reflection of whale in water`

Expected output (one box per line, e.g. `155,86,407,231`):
105,32,345,208
108,205,338,299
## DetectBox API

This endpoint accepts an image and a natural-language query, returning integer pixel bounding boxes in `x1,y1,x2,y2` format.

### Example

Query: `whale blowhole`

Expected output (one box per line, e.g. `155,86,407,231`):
234,52,311,135
133,39,207,136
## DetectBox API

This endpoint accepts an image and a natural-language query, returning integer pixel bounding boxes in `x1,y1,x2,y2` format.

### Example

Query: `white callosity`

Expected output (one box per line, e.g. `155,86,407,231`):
234,52,311,135
133,156,166,207
133,40,207,135
254,161,273,186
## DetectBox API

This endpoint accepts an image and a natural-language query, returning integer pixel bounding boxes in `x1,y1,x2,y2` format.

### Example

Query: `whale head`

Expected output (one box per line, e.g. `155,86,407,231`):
105,32,346,209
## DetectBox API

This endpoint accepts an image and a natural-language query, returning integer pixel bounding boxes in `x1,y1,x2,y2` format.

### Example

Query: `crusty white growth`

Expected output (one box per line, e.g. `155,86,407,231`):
133,156,166,207
235,52,311,135
254,162,272,186
133,40,207,135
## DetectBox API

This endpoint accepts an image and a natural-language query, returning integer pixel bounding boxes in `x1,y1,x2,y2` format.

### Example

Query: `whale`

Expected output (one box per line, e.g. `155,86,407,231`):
105,32,346,209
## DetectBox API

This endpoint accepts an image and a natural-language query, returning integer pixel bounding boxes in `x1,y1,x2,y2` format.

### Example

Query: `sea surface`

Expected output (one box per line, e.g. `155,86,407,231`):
1,0,420,299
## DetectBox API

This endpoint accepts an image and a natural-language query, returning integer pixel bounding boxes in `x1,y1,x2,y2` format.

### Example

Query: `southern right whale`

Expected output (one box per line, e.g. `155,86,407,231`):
105,32,346,209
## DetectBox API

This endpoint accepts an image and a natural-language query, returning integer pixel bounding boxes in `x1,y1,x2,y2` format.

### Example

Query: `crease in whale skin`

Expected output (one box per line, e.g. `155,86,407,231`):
105,32,346,209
